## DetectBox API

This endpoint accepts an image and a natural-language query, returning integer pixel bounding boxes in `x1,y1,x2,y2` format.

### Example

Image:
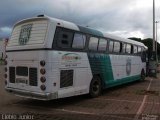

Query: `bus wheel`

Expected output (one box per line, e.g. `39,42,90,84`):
140,69,145,81
89,76,102,98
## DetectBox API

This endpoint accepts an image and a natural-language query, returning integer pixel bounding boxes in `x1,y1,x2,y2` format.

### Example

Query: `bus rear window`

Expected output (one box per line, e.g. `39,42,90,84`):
8,19,48,46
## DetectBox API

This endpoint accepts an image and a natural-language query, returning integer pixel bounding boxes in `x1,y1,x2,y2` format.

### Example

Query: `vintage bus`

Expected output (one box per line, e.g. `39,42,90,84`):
5,15,147,100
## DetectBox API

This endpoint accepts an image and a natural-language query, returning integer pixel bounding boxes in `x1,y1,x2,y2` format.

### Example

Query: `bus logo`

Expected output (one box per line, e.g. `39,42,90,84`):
19,24,32,45
126,58,131,75
62,53,81,62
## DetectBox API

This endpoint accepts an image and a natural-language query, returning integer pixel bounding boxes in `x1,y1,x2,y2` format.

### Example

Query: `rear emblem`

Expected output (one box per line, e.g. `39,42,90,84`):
19,24,32,45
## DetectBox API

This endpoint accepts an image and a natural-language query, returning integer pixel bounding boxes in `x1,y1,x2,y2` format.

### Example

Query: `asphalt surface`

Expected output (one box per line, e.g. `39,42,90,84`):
0,65,160,120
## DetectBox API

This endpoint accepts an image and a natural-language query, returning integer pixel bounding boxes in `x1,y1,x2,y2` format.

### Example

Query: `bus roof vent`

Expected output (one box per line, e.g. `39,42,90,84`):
37,14,45,17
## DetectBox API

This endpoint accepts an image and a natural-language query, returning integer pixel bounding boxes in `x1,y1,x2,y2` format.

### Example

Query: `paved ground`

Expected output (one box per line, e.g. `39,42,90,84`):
0,65,160,120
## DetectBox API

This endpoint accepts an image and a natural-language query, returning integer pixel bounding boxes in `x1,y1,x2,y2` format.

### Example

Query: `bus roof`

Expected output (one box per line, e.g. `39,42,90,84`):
13,15,147,49
47,16,147,48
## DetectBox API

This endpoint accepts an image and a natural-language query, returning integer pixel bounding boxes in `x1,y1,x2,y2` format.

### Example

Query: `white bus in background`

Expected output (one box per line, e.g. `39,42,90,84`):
5,15,147,100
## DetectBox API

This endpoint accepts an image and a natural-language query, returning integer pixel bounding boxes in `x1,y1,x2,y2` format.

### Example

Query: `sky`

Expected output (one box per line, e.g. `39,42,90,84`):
0,0,160,43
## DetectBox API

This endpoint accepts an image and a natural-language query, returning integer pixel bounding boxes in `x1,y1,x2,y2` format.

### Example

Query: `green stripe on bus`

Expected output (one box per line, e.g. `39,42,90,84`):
87,53,141,88
87,53,114,87
105,75,141,88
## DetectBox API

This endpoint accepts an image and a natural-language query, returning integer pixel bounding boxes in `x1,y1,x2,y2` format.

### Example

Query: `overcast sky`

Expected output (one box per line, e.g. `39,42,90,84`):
0,0,160,42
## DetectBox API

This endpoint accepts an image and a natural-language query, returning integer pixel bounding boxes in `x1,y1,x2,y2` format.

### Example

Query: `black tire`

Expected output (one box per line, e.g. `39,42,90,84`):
140,69,145,81
89,76,102,98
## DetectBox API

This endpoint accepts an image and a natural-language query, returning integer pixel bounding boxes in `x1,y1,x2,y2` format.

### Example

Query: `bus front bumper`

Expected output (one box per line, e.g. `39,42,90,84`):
5,87,58,101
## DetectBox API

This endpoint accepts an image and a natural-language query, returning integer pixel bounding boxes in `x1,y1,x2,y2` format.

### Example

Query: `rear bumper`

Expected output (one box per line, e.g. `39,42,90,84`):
5,87,58,101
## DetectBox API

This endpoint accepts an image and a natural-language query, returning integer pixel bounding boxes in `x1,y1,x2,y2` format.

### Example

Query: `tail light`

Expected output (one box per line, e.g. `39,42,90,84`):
40,60,45,66
40,77,46,83
40,85,46,91
40,68,46,75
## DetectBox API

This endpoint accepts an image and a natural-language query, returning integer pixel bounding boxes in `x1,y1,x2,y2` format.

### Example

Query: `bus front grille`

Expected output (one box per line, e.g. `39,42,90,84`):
29,68,38,86
9,67,16,83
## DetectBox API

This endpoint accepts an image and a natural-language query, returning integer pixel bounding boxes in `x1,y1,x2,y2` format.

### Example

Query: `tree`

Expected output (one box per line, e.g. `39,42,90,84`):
129,37,160,60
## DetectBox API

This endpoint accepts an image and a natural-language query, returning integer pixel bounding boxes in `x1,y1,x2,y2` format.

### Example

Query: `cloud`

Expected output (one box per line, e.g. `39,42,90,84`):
0,27,12,38
0,0,160,41
108,30,145,39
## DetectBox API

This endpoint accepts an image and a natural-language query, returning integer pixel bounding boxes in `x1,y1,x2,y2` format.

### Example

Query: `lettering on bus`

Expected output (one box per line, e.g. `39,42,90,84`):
62,53,81,62
61,53,81,67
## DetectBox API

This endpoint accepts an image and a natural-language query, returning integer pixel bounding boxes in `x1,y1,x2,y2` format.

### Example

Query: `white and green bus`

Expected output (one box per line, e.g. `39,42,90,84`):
5,15,147,100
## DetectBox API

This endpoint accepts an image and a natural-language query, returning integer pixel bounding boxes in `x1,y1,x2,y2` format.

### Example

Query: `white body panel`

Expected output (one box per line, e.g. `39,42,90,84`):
45,51,92,98
6,50,92,100
110,54,145,80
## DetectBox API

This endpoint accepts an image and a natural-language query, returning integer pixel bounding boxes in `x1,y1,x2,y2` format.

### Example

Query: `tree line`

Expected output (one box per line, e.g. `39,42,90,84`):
129,37,160,60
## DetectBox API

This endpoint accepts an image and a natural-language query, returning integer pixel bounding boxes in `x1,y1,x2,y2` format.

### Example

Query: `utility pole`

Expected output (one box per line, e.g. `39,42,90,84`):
148,0,157,77
155,21,159,63
153,0,155,51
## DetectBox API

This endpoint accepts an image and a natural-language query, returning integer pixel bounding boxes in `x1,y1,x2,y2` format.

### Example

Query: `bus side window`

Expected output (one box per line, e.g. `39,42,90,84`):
133,45,138,54
72,33,86,49
141,47,146,62
57,28,74,48
126,44,131,54
122,43,126,53
89,37,99,51
113,41,120,53
137,46,142,55
109,41,114,52
98,38,107,52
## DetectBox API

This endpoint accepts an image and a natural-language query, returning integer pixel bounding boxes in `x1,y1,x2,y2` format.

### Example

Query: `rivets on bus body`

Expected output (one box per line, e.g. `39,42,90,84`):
40,68,46,75
40,60,45,66
40,85,46,91
40,76,46,83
